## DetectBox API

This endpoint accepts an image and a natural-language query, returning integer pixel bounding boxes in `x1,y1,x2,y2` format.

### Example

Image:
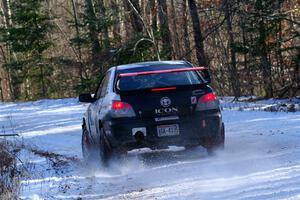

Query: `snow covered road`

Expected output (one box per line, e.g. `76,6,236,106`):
0,98,300,200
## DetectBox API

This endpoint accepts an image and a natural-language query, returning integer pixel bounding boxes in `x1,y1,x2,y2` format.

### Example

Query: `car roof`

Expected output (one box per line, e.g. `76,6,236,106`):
115,60,189,71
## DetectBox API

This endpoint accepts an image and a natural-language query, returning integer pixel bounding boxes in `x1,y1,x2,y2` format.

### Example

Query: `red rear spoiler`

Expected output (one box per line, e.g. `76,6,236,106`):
118,67,207,77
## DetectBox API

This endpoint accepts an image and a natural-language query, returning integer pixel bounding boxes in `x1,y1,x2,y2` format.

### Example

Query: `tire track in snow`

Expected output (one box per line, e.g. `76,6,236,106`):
99,163,300,200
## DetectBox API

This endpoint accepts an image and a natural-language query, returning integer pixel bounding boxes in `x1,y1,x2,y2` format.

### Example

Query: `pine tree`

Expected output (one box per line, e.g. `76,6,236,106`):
0,0,53,99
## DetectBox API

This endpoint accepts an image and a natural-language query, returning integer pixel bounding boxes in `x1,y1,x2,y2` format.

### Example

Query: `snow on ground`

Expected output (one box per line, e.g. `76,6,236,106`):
220,96,300,112
0,98,300,200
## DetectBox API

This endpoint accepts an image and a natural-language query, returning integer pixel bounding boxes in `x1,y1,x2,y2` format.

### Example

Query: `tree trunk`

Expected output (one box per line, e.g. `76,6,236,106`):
170,0,181,58
84,0,102,73
2,0,12,28
122,0,134,40
224,0,241,97
111,0,121,40
258,20,273,98
70,0,84,81
182,0,191,61
149,0,157,32
241,20,253,95
0,78,3,101
96,0,110,49
0,0,14,100
292,50,300,96
187,0,208,67
123,0,143,33
157,0,172,59
275,9,285,89
39,64,46,98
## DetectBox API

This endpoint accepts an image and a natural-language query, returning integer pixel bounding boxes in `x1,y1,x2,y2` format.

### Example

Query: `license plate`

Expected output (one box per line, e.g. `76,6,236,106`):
157,124,180,137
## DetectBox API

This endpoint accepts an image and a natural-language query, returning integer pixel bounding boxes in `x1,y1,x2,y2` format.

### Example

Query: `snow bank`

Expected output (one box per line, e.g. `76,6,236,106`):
220,96,300,112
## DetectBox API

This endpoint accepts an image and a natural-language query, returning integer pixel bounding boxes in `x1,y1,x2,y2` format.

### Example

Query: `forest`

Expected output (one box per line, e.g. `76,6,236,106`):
0,0,299,101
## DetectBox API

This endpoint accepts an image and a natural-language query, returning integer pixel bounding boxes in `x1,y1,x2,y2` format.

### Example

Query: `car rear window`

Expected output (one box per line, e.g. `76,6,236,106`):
116,70,202,91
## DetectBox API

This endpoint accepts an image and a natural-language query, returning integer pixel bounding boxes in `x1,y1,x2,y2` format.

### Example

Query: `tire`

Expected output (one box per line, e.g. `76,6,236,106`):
82,124,94,163
99,128,112,164
206,123,225,156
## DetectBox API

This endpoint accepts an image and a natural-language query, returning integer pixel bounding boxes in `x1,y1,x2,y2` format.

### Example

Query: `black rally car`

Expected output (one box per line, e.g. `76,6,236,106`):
79,61,224,162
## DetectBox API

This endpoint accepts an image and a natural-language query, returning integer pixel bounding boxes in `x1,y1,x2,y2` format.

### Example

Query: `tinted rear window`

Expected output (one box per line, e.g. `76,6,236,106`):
116,70,202,91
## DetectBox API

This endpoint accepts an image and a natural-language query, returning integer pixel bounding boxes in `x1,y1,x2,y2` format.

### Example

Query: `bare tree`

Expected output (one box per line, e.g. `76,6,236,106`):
123,0,143,33
223,0,241,97
70,0,85,81
170,0,181,58
124,0,161,60
84,0,102,73
187,0,208,67
0,0,14,100
149,0,157,32
157,0,172,59
182,0,191,61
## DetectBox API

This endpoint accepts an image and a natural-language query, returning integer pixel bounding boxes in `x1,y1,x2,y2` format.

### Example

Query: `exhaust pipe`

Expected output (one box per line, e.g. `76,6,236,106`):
132,127,146,143
134,131,145,143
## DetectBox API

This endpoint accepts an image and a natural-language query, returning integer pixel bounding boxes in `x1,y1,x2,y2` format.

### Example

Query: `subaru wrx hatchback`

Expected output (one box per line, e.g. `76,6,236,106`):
79,61,224,162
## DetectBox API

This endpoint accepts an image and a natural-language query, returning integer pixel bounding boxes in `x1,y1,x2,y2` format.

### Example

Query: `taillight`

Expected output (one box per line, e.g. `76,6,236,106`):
110,101,136,118
196,92,219,111
199,93,217,103
112,101,131,110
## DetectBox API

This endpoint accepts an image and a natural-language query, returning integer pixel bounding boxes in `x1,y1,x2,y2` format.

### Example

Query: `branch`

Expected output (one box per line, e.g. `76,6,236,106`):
0,45,7,63
179,16,227,60
125,0,160,60
133,38,155,55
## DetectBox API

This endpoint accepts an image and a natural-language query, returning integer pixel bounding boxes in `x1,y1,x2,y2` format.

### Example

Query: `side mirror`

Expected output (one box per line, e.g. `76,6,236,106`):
79,93,95,103
200,68,211,84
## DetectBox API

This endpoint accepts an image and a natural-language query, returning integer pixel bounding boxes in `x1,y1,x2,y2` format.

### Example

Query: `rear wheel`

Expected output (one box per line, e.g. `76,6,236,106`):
82,124,94,163
99,128,113,164
206,123,225,156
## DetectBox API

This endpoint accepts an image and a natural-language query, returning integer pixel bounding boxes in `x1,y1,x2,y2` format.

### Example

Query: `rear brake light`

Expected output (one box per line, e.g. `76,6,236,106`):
199,93,217,103
151,87,177,92
196,92,219,111
111,101,136,118
112,101,131,110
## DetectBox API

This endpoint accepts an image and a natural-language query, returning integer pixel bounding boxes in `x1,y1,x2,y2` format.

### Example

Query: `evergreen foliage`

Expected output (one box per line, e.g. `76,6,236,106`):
0,0,53,100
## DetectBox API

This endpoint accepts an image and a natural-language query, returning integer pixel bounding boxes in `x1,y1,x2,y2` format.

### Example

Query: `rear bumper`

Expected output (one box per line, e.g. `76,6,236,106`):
105,109,222,150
